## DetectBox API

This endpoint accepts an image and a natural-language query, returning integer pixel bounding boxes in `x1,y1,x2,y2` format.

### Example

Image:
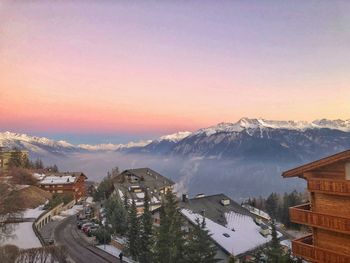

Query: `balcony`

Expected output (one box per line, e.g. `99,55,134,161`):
308,178,350,196
290,204,350,235
292,235,350,263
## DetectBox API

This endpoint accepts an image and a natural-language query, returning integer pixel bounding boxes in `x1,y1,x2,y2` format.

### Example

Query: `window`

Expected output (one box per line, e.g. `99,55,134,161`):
57,190,63,193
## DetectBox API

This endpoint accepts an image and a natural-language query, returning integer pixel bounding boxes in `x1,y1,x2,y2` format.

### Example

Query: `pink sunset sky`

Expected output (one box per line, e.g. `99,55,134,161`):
1,1,350,142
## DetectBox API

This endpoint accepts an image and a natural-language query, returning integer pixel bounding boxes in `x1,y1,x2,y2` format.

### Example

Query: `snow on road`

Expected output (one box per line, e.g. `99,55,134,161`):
97,245,136,263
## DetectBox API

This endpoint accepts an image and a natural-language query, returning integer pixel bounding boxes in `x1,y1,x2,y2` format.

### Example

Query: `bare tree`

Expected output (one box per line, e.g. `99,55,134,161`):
0,183,25,242
0,244,19,263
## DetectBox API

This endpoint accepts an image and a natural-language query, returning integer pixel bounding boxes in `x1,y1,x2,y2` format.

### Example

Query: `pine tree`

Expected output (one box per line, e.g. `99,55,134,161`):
52,164,59,172
126,198,140,260
105,196,128,235
266,221,293,263
139,190,154,263
155,190,185,263
34,158,43,169
8,148,23,168
266,193,279,219
185,217,219,263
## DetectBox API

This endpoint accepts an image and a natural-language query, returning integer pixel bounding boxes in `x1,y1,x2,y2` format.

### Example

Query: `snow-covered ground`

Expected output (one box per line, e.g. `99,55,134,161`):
181,209,274,256
23,205,45,219
85,197,94,204
97,245,136,263
59,205,83,217
2,222,41,249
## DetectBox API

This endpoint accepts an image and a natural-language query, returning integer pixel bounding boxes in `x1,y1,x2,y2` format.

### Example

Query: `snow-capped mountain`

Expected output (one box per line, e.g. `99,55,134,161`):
126,118,350,162
158,131,192,142
192,118,350,136
0,131,153,156
1,118,350,161
0,131,78,156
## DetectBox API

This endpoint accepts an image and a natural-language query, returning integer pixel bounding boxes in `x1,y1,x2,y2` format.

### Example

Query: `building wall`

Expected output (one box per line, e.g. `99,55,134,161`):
314,228,350,255
312,192,350,217
39,175,86,201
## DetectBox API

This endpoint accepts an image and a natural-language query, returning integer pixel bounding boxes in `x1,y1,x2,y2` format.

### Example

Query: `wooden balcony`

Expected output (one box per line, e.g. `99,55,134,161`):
308,178,350,196
290,204,350,235
292,235,350,263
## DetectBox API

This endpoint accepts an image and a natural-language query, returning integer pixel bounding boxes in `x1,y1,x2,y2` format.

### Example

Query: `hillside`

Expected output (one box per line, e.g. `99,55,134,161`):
16,185,52,209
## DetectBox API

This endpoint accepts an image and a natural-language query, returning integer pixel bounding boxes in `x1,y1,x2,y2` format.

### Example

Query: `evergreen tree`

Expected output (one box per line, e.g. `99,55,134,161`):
34,158,43,169
227,255,236,263
52,164,59,172
265,221,294,263
105,196,128,235
185,217,219,263
155,190,185,263
139,190,154,263
266,193,279,219
8,148,23,168
126,198,140,260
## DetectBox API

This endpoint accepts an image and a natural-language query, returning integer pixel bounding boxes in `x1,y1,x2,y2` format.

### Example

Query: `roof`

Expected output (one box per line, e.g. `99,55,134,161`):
114,168,174,207
179,194,272,256
282,149,350,178
119,168,174,186
39,172,87,185
179,194,251,225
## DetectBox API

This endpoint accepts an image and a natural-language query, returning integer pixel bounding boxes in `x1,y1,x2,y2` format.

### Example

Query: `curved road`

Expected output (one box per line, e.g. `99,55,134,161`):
55,216,120,263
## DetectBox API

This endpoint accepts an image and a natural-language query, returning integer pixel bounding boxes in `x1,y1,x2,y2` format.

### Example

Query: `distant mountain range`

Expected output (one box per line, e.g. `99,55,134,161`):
3,118,350,198
1,118,350,162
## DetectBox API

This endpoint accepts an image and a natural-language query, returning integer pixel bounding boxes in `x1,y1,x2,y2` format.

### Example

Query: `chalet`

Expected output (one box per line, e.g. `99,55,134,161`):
179,194,274,262
282,150,350,262
113,168,174,215
38,172,87,201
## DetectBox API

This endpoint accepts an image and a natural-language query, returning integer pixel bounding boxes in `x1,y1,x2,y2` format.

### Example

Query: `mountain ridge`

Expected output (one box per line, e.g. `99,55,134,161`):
1,118,350,158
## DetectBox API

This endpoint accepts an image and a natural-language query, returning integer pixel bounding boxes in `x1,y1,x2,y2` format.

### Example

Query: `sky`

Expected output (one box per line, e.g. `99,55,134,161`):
1,1,350,144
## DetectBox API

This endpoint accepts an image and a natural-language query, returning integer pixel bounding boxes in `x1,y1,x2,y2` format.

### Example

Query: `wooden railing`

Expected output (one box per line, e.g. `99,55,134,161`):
292,235,315,261
290,203,350,235
308,178,350,195
292,235,350,263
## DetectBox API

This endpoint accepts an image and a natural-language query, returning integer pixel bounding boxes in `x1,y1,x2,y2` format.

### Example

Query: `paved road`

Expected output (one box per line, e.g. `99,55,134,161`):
54,216,120,263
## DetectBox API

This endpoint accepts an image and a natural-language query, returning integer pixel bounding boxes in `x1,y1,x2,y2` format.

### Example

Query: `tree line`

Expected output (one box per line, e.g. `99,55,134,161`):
246,190,307,228
101,189,219,263
7,147,59,172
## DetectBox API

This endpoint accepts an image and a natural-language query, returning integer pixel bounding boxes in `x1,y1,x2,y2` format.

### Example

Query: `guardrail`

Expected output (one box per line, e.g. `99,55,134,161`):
32,199,76,246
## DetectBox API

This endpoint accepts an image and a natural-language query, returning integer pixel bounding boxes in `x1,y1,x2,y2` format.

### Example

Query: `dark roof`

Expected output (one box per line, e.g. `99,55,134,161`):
282,149,350,178
114,168,174,206
119,168,174,186
179,193,253,226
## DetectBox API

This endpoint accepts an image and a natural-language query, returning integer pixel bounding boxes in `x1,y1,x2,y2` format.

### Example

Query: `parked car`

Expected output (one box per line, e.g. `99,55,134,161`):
77,219,89,229
82,223,98,233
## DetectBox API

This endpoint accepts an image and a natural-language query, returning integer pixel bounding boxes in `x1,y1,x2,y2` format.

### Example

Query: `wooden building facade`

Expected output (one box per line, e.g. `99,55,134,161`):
39,172,87,201
282,150,350,262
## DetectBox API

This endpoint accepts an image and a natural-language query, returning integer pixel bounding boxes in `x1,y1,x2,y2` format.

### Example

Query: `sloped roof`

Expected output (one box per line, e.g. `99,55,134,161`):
282,149,350,178
179,194,272,256
179,193,251,226
119,168,174,186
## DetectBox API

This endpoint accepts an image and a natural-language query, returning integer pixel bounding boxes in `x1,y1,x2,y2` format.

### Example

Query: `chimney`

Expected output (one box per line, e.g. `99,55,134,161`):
220,199,230,206
182,194,188,202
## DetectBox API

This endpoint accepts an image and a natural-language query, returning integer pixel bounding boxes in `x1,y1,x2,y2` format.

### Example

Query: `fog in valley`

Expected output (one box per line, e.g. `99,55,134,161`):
41,152,305,201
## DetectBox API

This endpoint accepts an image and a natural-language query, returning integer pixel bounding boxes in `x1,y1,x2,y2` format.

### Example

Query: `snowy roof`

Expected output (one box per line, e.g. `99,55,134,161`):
181,209,271,256
242,204,271,221
40,175,77,185
33,173,46,180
